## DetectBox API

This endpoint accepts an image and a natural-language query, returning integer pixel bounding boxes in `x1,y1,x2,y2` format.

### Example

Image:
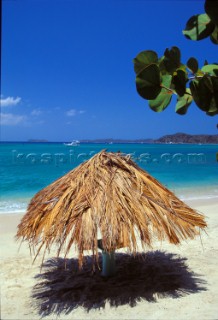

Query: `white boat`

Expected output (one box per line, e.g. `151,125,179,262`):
64,140,80,146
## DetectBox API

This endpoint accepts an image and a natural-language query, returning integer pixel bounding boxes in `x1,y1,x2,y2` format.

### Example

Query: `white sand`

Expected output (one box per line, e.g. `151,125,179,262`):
1,200,218,320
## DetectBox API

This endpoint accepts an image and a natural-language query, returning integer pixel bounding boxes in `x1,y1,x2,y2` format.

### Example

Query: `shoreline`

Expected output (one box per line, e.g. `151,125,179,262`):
1,184,218,215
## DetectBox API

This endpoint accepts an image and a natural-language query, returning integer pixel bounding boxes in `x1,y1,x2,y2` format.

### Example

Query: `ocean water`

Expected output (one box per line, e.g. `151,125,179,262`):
0,142,218,214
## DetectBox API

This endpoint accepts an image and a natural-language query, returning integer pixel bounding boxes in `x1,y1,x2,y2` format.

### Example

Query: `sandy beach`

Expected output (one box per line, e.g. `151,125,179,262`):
1,199,218,320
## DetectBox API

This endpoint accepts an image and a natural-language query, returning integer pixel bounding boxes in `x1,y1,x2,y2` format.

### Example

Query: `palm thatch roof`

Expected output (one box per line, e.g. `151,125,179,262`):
16,150,206,268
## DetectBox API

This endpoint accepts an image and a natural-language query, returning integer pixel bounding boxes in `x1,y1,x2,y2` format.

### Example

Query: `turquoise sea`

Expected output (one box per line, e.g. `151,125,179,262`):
0,142,218,214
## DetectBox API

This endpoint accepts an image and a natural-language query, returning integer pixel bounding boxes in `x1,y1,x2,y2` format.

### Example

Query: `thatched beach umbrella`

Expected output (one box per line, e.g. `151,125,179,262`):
17,150,206,276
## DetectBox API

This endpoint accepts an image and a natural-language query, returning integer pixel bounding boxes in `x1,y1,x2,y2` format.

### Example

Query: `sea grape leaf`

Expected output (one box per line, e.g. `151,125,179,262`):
158,56,168,75
205,0,218,27
210,77,218,110
172,69,188,96
133,50,158,75
183,13,215,41
162,46,181,73
187,57,199,73
206,91,218,114
210,26,218,44
158,56,169,75
161,74,172,92
148,91,173,112
201,64,218,75
203,76,213,92
190,77,211,112
207,101,218,114
207,110,218,116
190,75,218,114
136,64,161,100
175,89,193,115
148,75,173,112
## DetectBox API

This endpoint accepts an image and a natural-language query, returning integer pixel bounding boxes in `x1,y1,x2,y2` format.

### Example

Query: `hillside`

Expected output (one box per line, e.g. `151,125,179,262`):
155,133,218,144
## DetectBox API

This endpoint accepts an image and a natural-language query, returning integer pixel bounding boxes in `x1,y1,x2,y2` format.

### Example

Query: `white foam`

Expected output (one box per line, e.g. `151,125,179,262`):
175,186,218,202
0,200,28,214
180,194,218,201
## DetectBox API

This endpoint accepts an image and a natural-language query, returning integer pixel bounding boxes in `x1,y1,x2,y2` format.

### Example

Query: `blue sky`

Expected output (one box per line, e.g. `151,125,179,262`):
1,0,217,141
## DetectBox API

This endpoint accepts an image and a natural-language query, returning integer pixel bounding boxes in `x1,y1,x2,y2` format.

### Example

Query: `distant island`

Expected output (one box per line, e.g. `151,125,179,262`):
80,133,218,144
154,133,218,144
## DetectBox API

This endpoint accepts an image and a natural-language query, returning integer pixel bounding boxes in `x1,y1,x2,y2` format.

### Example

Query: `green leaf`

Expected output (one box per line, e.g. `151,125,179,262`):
161,74,173,87
205,0,218,27
172,69,188,96
210,77,218,111
190,77,211,112
187,57,199,73
158,56,168,75
162,46,181,73
148,75,173,112
136,64,161,100
133,50,158,75
206,96,218,114
207,110,218,116
190,75,218,114
210,26,218,44
203,76,214,92
201,64,218,75
148,91,173,112
183,13,215,41
175,89,193,115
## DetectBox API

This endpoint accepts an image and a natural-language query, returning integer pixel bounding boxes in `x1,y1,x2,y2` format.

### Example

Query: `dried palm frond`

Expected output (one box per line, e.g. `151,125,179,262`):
16,150,207,268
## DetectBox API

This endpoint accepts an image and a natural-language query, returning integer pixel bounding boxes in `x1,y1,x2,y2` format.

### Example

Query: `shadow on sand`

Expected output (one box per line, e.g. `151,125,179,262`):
32,251,206,316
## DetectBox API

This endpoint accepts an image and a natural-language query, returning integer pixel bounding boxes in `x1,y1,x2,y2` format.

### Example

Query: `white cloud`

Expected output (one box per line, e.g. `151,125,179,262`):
31,109,42,116
66,109,76,116
1,113,26,125
1,96,21,107
66,109,85,117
